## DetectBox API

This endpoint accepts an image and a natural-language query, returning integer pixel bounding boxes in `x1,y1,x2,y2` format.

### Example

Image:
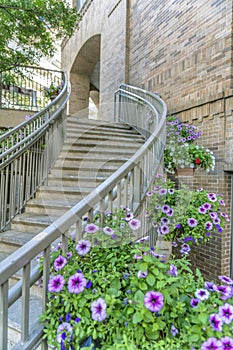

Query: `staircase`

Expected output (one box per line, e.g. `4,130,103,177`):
0,116,144,348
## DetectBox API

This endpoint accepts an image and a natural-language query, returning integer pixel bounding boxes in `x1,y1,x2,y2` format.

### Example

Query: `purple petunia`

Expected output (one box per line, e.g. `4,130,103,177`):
161,217,169,224
204,281,217,292
161,205,170,213
187,218,198,228
85,223,99,234
76,239,91,256
207,193,217,202
166,208,174,217
201,337,223,350
160,225,170,235
216,285,233,300
180,243,191,255
144,291,164,313
159,188,167,195
171,324,179,336
209,313,223,332
138,270,148,278
125,213,134,221
219,275,233,285
195,288,210,301
128,218,141,230
219,199,225,206
218,303,233,324
167,264,178,277
168,189,175,194
190,298,200,308
203,203,212,210
91,298,107,321
48,275,65,293
54,255,67,271
205,222,213,231
67,272,87,294
221,336,233,350
198,206,207,214
103,227,114,235
209,212,218,220
56,322,73,343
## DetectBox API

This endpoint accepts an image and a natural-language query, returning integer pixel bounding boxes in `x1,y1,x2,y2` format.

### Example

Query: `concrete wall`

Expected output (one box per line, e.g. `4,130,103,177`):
62,0,128,118
0,109,31,128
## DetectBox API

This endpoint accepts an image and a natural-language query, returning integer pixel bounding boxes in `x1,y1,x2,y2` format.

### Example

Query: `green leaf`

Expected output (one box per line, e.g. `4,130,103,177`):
132,312,143,324
146,273,155,287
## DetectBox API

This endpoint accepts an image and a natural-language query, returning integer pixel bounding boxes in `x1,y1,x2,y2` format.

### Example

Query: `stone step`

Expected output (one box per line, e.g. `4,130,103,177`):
36,185,91,201
25,198,78,216
54,157,126,168
66,130,143,141
66,117,132,130
47,174,107,188
66,127,141,139
11,214,58,234
59,148,135,158
0,230,38,255
50,164,119,177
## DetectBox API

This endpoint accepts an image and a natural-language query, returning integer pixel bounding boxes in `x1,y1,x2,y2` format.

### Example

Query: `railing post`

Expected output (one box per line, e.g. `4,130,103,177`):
0,281,8,350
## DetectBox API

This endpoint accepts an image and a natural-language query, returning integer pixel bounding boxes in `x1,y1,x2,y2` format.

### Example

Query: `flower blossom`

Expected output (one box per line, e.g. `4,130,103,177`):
201,337,222,350
48,275,65,293
56,322,73,344
68,272,86,294
54,255,67,271
195,288,210,301
218,303,233,324
144,291,164,313
128,218,141,230
91,298,107,321
85,223,99,234
209,313,223,332
76,239,91,256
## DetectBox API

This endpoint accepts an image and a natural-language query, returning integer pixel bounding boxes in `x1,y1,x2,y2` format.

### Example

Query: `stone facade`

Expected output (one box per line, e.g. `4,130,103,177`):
62,0,233,280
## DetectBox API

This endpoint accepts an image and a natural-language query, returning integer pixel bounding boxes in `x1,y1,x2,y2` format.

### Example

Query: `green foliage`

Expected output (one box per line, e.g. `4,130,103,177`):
40,207,233,349
0,0,81,71
146,174,229,250
164,115,215,174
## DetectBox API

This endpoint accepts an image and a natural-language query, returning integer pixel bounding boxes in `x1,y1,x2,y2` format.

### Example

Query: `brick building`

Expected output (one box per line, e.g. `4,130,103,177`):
62,0,233,280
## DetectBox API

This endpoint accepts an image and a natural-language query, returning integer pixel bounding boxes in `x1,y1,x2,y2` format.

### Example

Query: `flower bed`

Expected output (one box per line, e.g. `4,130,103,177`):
146,174,229,254
40,208,233,349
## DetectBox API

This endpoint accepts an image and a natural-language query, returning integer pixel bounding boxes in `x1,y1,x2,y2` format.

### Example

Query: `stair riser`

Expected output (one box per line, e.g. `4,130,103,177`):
36,191,86,201
11,222,49,234
48,178,105,188
54,159,125,167
50,168,118,177
25,205,73,216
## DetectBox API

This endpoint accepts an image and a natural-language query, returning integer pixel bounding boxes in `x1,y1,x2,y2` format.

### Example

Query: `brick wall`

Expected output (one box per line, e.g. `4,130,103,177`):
128,0,233,112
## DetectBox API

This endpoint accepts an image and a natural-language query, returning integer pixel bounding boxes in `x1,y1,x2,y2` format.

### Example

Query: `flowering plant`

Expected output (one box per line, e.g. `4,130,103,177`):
40,209,233,349
146,174,229,254
164,115,215,174
43,81,64,99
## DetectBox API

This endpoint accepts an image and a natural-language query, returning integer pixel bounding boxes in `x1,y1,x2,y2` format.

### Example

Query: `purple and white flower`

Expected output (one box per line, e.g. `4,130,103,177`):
221,336,233,350
144,291,164,313
54,255,67,271
167,264,178,277
48,275,65,293
201,337,222,350
190,298,200,308
91,298,107,321
209,313,223,332
76,240,91,256
56,322,73,343
138,270,148,278
219,275,233,285
103,227,114,235
205,222,213,231
171,324,179,336
187,218,198,228
160,225,170,235
67,272,87,294
218,303,233,324
128,218,141,230
85,223,99,234
195,288,210,301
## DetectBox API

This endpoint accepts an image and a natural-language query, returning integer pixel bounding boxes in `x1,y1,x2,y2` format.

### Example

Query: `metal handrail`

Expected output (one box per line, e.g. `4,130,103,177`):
0,68,69,231
0,84,167,349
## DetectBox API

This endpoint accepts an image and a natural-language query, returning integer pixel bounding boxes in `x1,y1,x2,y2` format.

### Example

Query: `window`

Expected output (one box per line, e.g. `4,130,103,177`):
77,0,87,11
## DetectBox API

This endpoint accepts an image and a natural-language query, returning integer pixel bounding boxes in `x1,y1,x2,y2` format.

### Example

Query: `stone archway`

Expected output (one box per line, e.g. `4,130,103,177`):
69,34,101,116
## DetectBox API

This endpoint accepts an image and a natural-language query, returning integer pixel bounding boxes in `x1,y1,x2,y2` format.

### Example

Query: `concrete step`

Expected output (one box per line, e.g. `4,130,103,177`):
36,185,91,201
25,198,78,216
54,157,126,168
50,164,119,177
66,130,144,141
0,230,38,254
11,214,58,234
47,174,107,188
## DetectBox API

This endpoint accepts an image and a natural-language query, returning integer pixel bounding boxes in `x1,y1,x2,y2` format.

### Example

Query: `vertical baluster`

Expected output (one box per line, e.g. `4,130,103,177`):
75,219,82,242
0,281,8,350
123,175,129,208
117,181,121,208
21,263,30,343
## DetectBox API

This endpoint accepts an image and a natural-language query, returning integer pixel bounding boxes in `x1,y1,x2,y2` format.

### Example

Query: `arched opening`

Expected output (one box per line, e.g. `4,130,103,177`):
69,34,101,118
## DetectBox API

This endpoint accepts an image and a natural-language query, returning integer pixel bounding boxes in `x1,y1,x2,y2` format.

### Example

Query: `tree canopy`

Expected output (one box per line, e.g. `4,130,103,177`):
0,0,81,72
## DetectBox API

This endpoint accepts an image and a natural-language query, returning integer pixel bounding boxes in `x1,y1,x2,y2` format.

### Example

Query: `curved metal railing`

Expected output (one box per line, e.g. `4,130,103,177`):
0,84,167,349
0,68,69,231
